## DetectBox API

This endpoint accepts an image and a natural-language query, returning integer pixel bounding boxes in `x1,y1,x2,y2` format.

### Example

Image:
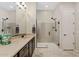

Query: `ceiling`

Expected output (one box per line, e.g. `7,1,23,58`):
0,2,16,11
36,2,60,11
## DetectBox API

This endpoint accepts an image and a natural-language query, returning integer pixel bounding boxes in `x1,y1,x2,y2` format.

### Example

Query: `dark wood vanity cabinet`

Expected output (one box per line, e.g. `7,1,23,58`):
28,37,35,57
28,40,33,57
19,44,28,57
14,37,35,57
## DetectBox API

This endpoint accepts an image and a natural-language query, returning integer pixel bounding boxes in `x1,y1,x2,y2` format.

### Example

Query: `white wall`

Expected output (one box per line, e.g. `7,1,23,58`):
16,5,26,34
26,2,36,34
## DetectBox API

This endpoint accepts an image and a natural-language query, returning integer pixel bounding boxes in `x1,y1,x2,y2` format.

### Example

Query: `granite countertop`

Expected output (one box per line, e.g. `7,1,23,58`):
0,34,35,57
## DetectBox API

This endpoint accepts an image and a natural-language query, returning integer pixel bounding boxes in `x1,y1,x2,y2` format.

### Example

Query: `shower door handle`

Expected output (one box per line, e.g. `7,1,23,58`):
64,34,67,36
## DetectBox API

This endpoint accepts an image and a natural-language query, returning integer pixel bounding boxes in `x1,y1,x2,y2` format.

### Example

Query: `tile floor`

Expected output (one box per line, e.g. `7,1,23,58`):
32,43,79,57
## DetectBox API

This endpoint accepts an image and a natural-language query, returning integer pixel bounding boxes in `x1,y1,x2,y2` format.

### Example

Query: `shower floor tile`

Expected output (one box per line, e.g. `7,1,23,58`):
32,43,79,57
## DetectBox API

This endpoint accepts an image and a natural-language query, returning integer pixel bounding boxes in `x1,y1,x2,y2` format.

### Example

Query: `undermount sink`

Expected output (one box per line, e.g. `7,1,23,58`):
0,34,12,45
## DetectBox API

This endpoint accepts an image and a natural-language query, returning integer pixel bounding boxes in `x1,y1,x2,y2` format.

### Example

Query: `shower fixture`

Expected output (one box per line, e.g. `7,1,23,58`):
51,17,56,20
50,17,57,32
2,17,8,21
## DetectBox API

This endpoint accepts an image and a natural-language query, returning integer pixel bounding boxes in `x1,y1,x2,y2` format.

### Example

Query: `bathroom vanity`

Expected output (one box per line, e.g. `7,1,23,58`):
0,34,35,57
14,34,35,57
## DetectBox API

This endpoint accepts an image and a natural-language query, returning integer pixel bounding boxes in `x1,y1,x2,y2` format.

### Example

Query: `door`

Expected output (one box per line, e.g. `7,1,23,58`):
62,16,75,50
61,4,75,50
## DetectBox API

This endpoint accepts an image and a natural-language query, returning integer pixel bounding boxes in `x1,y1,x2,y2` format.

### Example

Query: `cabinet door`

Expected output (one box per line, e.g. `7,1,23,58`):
19,47,25,57
32,37,35,52
14,54,18,57
19,44,29,57
28,40,33,57
28,37,35,57
24,44,29,57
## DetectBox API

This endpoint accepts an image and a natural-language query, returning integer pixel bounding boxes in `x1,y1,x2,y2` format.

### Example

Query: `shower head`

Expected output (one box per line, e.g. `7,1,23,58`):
51,17,56,21
2,17,8,21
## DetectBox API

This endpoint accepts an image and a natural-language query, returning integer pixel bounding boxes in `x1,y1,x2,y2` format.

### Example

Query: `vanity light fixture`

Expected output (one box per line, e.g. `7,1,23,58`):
16,2,27,9
20,2,22,5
